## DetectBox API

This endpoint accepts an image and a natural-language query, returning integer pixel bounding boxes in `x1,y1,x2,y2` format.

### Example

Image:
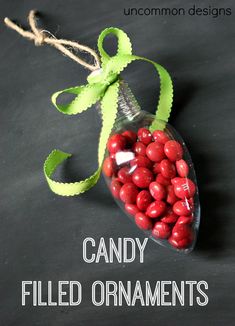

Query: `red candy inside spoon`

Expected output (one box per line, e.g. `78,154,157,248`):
102,121,200,253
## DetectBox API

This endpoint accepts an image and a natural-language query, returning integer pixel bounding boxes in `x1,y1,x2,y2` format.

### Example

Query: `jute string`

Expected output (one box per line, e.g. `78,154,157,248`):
4,10,101,71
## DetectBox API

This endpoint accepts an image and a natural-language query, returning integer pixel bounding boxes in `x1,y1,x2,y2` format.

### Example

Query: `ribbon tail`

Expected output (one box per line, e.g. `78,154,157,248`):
43,149,102,196
125,55,173,131
43,81,120,196
147,61,173,131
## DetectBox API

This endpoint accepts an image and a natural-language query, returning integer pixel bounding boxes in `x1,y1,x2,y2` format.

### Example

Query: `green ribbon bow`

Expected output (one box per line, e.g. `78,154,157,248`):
43,27,173,196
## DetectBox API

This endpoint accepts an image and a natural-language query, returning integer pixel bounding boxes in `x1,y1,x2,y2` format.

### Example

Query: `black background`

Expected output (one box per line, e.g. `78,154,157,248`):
1,0,235,325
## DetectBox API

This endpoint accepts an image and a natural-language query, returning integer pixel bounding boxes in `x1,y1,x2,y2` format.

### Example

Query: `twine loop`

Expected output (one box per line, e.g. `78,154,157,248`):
4,10,100,71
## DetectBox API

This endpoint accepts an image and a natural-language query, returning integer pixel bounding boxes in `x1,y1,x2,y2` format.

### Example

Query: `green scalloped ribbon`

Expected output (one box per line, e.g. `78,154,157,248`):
44,27,173,196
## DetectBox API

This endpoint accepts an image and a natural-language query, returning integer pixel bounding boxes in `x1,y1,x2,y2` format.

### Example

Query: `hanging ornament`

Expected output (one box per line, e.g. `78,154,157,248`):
4,11,200,253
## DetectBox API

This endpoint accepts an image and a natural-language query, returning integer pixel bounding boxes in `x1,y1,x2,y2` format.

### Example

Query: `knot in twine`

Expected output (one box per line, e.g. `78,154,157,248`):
34,33,45,46
4,10,100,71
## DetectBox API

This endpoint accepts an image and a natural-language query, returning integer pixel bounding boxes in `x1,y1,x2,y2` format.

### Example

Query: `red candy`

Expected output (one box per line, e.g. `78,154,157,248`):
156,174,171,186
118,167,132,184
119,183,139,204
110,179,122,199
104,127,197,251
172,177,196,199
133,142,146,156
137,128,152,145
176,215,193,225
146,201,166,218
152,130,170,144
107,134,126,154
164,140,183,161
103,157,115,177
169,224,194,249
176,159,189,177
171,224,194,241
136,190,152,211
161,208,178,224
152,221,171,239
132,167,154,188
173,199,193,216
171,177,182,185
166,185,178,205
125,203,139,216
168,237,192,249
153,162,161,174
149,182,166,201
135,212,152,230
146,142,165,162
160,159,176,179
130,155,152,169
122,130,137,145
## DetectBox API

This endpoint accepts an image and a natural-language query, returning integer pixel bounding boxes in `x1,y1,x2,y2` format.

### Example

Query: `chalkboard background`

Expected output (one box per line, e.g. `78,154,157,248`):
1,0,235,325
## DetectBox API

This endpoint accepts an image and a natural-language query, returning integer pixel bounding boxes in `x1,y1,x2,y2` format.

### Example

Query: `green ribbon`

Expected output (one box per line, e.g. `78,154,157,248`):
44,27,173,196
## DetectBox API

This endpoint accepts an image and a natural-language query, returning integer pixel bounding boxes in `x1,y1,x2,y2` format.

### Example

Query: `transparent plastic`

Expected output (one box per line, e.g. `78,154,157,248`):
101,81,200,253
